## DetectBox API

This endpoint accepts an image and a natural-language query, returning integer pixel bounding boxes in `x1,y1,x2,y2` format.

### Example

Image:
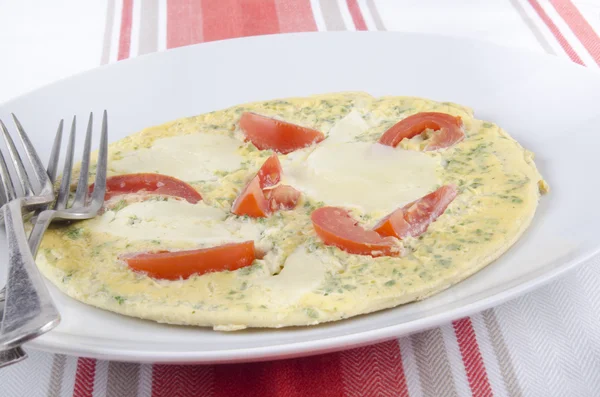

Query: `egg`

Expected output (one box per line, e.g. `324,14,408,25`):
35,92,546,329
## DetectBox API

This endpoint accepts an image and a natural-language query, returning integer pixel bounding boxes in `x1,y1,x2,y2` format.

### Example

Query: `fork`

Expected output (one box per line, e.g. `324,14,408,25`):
0,119,64,367
0,115,58,353
0,112,108,360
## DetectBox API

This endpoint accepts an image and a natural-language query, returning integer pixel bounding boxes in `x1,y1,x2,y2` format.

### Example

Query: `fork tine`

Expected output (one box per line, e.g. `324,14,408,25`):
72,113,93,208
90,111,108,211
47,119,64,184
0,119,33,196
11,114,52,195
0,150,16,202
55,117,76,210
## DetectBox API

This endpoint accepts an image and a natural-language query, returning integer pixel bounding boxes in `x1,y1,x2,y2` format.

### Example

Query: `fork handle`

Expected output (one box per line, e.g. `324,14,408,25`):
0,200,60,351
0,345,27,368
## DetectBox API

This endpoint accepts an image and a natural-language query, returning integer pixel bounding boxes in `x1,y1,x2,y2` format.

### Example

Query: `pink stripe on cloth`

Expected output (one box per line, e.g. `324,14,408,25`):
454,318,494,397
346,0,368,31
550,0,600,66
151,365,214,397
274,0,318,33
340,340,409,396
148,342,409,396
167,0,204,49
526,0,584,64
200,0,281,43
72,358,96,397
212,353,345,397
239,0,281,37
118,0,134,60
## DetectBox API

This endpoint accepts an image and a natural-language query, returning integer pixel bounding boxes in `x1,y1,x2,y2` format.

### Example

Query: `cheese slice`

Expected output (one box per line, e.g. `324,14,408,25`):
325,110,370,143
258,246,328,307
90,200,262,245
111,133,244,181
283,113,441,214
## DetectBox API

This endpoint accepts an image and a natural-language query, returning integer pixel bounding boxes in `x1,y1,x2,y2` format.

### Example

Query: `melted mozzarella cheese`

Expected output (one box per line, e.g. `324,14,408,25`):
90,200,262,245
258,246,327,307
326,110,370,143
111,133,244,181
283,113,441,214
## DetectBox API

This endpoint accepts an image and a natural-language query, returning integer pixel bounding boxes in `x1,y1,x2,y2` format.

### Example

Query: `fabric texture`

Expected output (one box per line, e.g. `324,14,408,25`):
2,1,600,396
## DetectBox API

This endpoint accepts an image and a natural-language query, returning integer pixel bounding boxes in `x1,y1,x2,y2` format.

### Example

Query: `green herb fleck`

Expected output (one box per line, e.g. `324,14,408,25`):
65,227,82,240
114,296,126,305
128,215,141,225
438,258,452,267
238,264,258,276
62,270,74,283
357,263,369,273
304,307,319,319
112,199,128,212
384,280,396,287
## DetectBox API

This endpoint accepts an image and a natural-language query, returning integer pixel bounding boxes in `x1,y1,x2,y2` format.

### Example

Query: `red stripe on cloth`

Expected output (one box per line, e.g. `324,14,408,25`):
346,0,368,31
527,0,584,64
454,318,494,397
240,0,280,37
201,0,280,42
550,0,600,66
167,0,204,48
118,0,134,60
200,0,243,42
340,340,409,396
151,365,214,397
274,0,318,33
212,353,345,397
72,358,96,397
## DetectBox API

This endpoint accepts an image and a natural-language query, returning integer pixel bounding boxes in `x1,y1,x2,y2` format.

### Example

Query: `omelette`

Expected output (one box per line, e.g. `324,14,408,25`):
35,93,547,330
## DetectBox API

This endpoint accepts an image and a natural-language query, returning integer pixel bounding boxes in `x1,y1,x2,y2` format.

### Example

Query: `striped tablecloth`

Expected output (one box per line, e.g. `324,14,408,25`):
2,1,600,396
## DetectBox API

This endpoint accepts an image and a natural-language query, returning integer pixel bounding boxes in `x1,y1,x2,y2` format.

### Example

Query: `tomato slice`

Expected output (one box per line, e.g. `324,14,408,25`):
125,241,256,280
266,185,301,211
240,112,325,154
231,176,270,217
257,155,282,188
378,112,464,151
373,185,458,239
311,207,401,257
94,173,202,204
232,155,300,217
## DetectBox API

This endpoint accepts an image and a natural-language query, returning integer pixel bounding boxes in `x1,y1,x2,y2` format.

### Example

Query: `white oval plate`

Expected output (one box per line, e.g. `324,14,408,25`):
1,32,600,364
